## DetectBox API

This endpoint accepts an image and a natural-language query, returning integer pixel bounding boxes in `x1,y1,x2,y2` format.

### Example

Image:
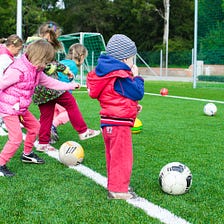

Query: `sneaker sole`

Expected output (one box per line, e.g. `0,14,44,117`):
21,159,45,164
107,191,138,200
36,147,56,152
79,131,101,140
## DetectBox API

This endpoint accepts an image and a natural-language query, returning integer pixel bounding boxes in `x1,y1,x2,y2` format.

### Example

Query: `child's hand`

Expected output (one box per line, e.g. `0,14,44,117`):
131,64,139,77
137,104,142,113
68,71,75,79
73,82,81,89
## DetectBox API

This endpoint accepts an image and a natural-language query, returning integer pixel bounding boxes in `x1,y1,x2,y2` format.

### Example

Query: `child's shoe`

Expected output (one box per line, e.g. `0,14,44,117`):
21,152,45,164
79,129,100,140
50,125,59,143
36,143,56,152
107,191,138,200
0,165,15,177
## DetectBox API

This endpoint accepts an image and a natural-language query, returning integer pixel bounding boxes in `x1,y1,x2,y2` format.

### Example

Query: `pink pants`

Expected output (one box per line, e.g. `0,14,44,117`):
0,110,40,166
53,104,69,127
38,91,87,144
102,126,133,193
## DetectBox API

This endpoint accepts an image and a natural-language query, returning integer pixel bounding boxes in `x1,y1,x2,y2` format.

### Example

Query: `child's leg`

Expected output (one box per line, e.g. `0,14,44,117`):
102,126,133,193
53,104,69,127
21,110,40,155
0,116,23,165
38,100,56,144
57,92,87,134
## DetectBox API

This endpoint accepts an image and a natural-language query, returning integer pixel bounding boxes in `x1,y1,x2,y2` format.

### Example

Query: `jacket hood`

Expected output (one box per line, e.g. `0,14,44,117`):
0,44,14,60
87,56,132,99
95,54,131,77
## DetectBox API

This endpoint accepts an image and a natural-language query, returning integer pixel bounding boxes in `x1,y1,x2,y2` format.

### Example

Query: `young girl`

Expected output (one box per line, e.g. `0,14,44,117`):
0,39,79,177
29,22,100,152
0,34,23,136
26,21,65,60
51,43,88,143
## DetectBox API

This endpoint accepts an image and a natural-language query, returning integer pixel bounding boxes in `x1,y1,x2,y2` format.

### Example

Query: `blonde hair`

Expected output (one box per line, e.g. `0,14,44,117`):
67,43,88,66
38,21,62,50
0,34,23,48
25,39,55,67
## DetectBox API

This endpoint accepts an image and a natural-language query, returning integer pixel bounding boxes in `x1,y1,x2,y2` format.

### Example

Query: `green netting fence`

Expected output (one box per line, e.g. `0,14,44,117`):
196,0,224,88
58,32,106,85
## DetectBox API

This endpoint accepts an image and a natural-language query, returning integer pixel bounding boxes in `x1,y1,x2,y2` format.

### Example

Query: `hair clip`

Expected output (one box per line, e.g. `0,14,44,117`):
48,22,57,32
13,39,19,44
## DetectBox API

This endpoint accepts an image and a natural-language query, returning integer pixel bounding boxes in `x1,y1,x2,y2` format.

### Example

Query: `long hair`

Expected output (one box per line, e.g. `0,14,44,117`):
38,21,62,50
25,39,55,68
67,43,88,66
0,34,23,48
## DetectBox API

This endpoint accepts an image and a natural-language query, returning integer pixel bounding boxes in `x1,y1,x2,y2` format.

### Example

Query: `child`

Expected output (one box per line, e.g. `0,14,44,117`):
30,22,100,152
87,34,144,200
0,34,23,136
51,43,88,143
0,39,79,177
26,21,65,60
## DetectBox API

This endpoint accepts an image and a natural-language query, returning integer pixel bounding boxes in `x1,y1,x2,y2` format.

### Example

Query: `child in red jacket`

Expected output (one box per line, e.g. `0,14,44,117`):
87,34,144,200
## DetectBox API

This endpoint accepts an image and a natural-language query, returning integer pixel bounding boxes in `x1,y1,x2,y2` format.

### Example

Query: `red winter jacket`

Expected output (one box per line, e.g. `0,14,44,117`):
87,69,138,127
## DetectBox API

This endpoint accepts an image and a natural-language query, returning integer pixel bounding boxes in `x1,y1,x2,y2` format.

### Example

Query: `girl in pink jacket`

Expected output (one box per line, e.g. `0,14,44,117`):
0,39,79,177
0,34,23,136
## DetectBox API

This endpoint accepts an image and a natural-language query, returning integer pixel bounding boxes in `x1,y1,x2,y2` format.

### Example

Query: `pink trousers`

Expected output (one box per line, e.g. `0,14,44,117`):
53,104,69,127
0,111,40,166
102,126,133,193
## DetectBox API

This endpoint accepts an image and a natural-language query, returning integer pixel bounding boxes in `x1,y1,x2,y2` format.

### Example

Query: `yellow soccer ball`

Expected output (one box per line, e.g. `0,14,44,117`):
59,141,84,166
131,118,143,134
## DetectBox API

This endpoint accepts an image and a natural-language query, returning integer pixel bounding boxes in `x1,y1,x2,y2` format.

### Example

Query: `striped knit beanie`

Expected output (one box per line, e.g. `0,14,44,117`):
106,34,137,60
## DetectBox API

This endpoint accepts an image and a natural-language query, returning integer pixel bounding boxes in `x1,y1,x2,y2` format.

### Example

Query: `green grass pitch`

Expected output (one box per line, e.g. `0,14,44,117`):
0,80,223,223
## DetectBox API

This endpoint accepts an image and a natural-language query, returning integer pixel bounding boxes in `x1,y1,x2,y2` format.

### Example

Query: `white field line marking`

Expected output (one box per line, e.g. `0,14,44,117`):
77,90,224,104
46,150,191,224
144,92,224,104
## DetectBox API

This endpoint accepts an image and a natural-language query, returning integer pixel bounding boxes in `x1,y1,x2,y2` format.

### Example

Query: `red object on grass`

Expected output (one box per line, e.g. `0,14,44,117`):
160,88,168,96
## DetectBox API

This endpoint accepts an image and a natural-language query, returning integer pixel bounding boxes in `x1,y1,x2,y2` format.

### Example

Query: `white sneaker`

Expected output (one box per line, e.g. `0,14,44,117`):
79,129,101,140
108,191,138,200
0,127,8,136
36,144,56,152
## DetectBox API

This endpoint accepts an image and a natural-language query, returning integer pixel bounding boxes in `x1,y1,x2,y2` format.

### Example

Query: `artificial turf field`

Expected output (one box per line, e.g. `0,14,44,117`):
0,80,223,223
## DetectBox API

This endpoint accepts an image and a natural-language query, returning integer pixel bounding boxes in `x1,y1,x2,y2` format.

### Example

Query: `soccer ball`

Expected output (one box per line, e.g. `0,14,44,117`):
131,118,143,134
59,141,84,166
159,162,192,195
203,103,217,116
160,88,168,96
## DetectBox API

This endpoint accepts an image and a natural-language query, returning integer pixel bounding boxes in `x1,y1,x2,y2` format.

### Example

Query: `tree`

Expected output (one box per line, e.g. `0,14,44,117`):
0,0,17,37
1,0,195,53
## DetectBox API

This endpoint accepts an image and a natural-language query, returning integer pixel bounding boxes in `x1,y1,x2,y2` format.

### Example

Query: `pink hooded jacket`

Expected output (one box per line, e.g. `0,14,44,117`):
0,54,76,116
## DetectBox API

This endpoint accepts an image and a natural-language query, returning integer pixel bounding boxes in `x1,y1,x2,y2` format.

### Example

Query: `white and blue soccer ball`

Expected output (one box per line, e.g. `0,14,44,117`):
203,103,217,116
159,162,193,195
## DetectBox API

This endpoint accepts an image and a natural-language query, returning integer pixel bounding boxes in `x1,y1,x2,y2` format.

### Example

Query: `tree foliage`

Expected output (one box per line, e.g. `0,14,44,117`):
1,0,194,51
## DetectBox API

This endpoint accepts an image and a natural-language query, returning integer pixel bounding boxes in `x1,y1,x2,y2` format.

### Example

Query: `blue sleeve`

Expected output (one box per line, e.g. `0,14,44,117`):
114,76,144,101
58,72,70,83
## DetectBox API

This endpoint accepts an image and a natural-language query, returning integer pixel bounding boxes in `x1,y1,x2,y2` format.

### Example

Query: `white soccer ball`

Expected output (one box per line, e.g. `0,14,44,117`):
159,162,193,195
203,103,217,116
59,141,84,166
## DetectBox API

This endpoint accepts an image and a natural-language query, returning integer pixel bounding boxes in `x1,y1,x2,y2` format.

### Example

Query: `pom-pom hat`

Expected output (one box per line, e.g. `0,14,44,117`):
106,34,137,60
